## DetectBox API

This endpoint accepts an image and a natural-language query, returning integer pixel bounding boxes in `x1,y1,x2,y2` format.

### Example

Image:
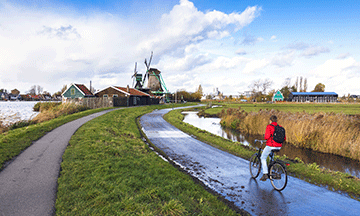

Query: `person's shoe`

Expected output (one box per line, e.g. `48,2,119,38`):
260,174,268,181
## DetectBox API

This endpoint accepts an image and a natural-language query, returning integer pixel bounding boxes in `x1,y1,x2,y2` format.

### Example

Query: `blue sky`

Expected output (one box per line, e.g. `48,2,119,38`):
1,0,359,96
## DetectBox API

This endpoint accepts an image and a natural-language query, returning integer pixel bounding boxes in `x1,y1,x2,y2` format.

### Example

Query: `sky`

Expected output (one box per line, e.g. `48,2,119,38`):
0,0,359,96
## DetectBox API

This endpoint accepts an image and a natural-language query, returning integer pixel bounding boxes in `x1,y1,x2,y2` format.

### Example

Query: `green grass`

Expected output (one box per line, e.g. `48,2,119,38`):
203,102,360,116
55,105,241,215
0,107,113,170
164,109,360,201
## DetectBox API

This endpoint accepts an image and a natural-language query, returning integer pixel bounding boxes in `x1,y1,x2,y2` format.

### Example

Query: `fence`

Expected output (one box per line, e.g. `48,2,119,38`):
63,96,160,109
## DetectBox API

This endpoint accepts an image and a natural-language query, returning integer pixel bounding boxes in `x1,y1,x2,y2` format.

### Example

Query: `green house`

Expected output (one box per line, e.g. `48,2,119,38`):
273,90,284,102
62,83,93,99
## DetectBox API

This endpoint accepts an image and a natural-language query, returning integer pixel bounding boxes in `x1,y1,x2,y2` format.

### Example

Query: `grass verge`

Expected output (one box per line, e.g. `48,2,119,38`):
0,106,113,170
55,105,242,215
164,108,360,201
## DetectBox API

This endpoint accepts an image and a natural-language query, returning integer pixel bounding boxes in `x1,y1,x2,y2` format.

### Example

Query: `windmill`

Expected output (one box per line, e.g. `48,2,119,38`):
131,62,143,89
142,51,169,96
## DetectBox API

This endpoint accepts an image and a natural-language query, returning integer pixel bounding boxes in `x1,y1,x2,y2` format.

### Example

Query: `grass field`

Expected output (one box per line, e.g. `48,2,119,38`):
204,102,360,116
55,105,241,215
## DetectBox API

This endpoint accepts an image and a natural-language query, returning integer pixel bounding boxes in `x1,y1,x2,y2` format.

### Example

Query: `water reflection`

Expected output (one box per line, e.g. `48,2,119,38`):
182,111,360,178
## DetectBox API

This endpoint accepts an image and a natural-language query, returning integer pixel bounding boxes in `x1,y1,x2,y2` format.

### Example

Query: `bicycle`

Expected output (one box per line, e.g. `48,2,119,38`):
249,139,289,191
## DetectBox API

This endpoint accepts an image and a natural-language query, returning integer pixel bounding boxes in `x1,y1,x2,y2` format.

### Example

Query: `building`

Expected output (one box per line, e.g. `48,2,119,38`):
288,92,338,103
273,90,284,102
95,85,152,106
62,84,94,101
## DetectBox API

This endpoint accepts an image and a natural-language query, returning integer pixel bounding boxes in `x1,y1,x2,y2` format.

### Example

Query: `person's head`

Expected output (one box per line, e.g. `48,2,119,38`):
270,115,277,123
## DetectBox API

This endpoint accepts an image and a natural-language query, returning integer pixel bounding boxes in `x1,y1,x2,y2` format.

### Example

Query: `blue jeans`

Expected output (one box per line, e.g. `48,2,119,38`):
261,146,281,174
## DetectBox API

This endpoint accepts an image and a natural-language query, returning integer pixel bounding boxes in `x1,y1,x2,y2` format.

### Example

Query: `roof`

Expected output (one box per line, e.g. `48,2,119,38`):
114,86,150,97
61,83,93,96
290,92,338,96
95,86,150,97
74,84,93,96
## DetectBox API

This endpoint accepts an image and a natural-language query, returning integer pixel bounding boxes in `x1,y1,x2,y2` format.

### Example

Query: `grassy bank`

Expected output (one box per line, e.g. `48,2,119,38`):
55,105,241,215
203,102,360,116
220,108,360,161
164,109,360,201
0,106,113,170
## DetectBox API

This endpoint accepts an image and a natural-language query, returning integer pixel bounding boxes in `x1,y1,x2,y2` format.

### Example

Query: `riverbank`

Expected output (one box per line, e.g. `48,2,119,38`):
56,105,240,215
164,108,360,201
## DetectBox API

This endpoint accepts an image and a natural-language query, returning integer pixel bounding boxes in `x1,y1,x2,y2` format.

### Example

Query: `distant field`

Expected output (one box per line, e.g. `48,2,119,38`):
205,102,360,115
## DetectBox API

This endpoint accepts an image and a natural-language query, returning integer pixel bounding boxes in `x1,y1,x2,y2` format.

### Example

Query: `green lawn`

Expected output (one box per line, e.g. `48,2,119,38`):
56,105,242,215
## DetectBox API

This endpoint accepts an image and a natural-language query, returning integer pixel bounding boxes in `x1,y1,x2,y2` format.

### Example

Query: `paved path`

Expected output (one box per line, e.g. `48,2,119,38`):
140,108,360,215
0,109,119,216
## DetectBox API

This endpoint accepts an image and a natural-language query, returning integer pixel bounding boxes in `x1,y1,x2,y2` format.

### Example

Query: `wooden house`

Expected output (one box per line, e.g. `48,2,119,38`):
95,85,151,106
272,90,284,102
62,83,93,100
289,92,338,103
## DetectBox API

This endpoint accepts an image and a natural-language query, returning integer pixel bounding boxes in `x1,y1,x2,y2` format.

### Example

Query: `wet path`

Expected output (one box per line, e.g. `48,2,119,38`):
140,108,360,215
0,108,120,216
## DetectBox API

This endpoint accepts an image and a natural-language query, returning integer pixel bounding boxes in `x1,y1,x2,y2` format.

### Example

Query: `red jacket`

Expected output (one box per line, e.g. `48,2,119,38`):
264,122,286,147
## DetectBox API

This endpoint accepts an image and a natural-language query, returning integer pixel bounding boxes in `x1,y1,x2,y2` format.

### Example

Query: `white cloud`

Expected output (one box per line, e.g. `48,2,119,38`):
301,46,330,58
270,35,277,41
0,0,262,94
242,58,269,74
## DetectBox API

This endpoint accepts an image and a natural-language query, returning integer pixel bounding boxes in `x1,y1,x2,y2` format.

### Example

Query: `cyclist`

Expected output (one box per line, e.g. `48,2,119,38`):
260,115,286,181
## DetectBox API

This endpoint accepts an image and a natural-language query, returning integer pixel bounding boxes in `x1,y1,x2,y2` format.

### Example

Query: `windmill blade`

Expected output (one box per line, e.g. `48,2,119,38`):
144,58,148,69
131,62,138,78
148,51,153,68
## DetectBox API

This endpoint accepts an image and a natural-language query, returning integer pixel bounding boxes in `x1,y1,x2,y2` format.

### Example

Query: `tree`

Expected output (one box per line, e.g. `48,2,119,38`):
304,78,308,92
299,76,303,92
61,85,67,93
28,85,37,95
312,83,325,92
248,79,273,102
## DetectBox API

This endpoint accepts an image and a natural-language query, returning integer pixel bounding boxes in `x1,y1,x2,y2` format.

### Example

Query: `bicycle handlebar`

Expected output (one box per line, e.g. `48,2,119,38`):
254,139,266,144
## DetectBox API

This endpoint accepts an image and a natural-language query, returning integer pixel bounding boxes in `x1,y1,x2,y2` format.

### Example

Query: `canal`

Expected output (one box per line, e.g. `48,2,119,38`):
182,111,360,178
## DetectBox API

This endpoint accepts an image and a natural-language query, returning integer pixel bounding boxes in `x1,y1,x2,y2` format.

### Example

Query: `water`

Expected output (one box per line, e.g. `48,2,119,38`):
0,101,39,125
183,111,360,178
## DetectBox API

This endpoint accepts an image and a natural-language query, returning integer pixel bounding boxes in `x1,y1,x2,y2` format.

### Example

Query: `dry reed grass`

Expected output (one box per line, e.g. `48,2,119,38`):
32,102,89,123
220,108,360,161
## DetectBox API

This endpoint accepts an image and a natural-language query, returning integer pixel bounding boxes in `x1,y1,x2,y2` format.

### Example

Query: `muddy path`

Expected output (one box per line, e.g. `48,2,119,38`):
140,108,360,215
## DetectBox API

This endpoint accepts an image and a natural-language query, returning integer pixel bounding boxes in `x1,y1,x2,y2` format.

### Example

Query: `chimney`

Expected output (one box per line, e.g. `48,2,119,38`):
126,85,130,93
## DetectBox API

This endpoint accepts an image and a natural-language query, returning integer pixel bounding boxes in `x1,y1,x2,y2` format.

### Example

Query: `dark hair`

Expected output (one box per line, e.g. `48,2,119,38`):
270,115,277,122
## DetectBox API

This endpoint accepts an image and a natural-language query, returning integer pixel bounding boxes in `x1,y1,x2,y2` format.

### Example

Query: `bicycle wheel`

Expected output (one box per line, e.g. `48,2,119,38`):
269,162,288,191
249,154,261,178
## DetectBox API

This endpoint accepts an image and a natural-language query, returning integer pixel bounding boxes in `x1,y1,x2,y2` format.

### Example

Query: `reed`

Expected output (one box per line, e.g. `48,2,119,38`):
220,108,360,161
32,102,89,123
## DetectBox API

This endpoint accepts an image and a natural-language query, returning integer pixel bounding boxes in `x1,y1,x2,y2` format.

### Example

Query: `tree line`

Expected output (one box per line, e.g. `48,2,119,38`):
246,77,326,102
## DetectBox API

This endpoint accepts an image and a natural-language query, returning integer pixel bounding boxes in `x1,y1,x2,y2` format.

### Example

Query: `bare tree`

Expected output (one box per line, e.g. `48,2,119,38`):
36,85,43,95
304,78,308,92
295,77,299,92
28,85,37,95
262,78,273,94
299,76,303,92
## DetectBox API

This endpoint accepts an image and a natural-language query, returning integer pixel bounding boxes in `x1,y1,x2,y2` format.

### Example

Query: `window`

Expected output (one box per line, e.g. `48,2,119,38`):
103,94,108,98
71,88,75,95
113,94,118,98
